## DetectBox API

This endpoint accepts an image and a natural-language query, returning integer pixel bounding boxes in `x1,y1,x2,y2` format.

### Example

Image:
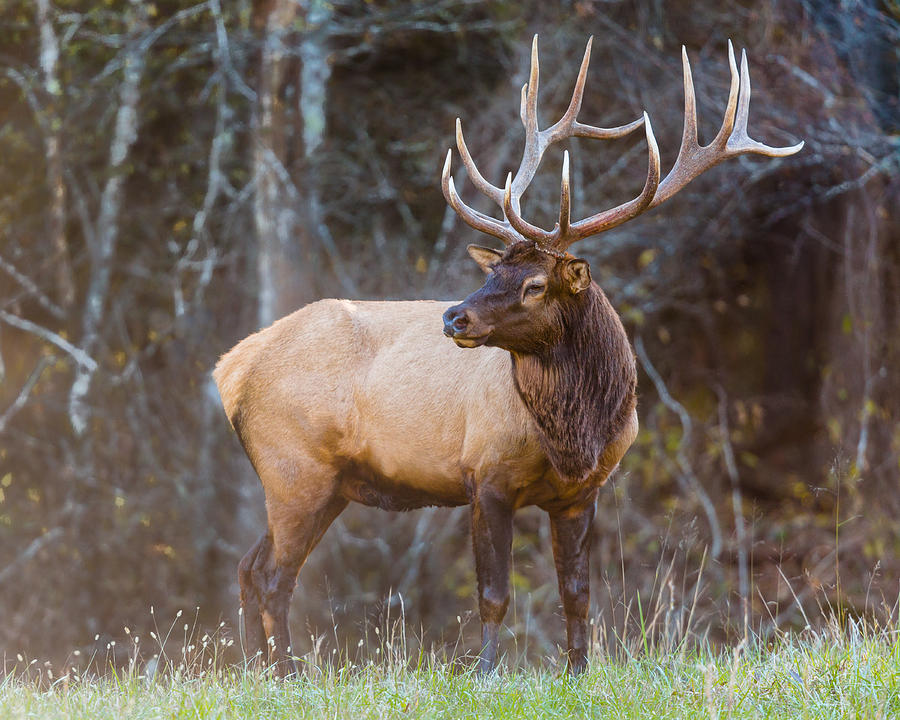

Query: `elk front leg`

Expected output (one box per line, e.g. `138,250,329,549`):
471,490,513,674
549,499,596,675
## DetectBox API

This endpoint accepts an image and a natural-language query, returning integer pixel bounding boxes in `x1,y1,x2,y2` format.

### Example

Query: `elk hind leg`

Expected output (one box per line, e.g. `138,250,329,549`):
254,494,347,677
238,532,270,665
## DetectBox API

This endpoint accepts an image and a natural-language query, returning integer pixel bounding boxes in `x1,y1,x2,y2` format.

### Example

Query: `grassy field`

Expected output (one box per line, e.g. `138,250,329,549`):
2,620,898,720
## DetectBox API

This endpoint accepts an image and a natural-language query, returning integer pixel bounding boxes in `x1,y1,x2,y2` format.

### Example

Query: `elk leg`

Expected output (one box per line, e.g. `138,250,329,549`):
256,495,347,677
238,532,270,665
549,499,596,675
471,491,513,673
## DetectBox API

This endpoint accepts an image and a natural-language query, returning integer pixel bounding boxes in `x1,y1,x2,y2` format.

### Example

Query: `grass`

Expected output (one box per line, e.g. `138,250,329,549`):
2,617,899,719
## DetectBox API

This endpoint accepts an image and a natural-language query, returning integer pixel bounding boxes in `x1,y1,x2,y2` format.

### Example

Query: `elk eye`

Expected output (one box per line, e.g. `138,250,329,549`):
523,279,546,299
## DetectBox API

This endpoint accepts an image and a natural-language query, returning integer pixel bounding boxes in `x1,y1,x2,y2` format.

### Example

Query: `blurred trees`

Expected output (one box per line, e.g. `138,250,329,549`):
0,0,897,664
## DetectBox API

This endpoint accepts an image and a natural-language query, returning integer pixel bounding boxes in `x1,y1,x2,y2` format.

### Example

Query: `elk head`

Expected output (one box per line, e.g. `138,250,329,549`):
441,36,803,351
443,240,592,353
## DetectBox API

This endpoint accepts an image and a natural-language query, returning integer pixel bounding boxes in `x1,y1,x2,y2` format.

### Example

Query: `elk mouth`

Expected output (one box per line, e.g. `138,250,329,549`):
451,332,491,348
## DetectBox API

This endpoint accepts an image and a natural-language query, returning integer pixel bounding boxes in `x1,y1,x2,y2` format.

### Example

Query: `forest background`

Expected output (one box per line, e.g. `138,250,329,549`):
0,0,897,666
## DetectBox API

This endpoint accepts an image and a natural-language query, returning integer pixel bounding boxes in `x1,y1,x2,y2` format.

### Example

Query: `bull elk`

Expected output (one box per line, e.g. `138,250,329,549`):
214,36,802,675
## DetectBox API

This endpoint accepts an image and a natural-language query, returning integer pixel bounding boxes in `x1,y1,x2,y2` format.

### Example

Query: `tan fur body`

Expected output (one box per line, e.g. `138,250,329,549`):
214,299,636,515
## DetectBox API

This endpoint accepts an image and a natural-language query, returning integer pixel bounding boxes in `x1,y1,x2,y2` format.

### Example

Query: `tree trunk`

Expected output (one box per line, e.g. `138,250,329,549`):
68,0,147,434
35,0,75,309
252,0,307,327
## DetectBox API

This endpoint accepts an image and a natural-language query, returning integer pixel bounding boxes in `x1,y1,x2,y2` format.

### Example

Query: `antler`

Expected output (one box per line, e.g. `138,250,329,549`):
441,35,648,247
649,39,804,209
442,37,804,253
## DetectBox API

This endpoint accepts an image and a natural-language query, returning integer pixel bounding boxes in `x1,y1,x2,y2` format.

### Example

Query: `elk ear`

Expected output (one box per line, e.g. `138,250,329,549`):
467,245,504,274
563,258,592,294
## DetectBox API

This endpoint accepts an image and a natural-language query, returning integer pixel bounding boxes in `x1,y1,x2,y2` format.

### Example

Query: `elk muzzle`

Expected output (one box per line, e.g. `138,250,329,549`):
443,304,492,348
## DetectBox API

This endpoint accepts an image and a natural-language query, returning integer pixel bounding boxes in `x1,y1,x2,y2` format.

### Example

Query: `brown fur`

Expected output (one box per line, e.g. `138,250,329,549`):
445,241,637,481
511,281,636,481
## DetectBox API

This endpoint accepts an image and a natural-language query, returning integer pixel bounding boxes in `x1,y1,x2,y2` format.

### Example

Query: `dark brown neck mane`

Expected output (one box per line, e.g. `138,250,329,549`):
511,283,636,482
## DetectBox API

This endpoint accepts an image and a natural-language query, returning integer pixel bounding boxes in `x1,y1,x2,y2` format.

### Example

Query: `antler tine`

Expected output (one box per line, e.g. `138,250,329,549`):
456,119,504,205
711,39,740,146
522,34,540,135
442,150,520,245
557,112,661,248
727,49,805,157
509,35,545,206
504,172,555,244
559,150,571,239
649,41,804,208
680,45,699,149
547,36,645,143
502,114,661,251
549,37,592,137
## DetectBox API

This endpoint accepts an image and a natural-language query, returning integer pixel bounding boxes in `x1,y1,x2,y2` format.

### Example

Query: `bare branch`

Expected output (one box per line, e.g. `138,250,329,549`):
0,356,55,433
0,311,96,370
175,0,234,317
256,146,359,298
635,335,722,559
0,528,64,586
0,253,65,320
715,384,748,628
69,0,149,435
35,0,75,307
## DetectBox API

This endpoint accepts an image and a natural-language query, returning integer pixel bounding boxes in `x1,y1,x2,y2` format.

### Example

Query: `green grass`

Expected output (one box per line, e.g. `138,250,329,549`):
3,623,899,719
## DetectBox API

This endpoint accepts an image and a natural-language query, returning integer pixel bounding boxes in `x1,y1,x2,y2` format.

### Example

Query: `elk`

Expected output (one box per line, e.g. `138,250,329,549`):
214,36,802,675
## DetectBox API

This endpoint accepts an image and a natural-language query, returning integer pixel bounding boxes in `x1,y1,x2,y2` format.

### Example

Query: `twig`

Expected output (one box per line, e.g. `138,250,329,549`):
635,335,722,558
175,2,232,318
0,311,96,370
0,528,64,585
715,384,749,634
258,146,359,297
0,254,66,320
0,356,55,433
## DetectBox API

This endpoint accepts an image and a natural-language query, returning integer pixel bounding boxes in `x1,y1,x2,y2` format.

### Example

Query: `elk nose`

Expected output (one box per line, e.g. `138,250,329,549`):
443,306,471,336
